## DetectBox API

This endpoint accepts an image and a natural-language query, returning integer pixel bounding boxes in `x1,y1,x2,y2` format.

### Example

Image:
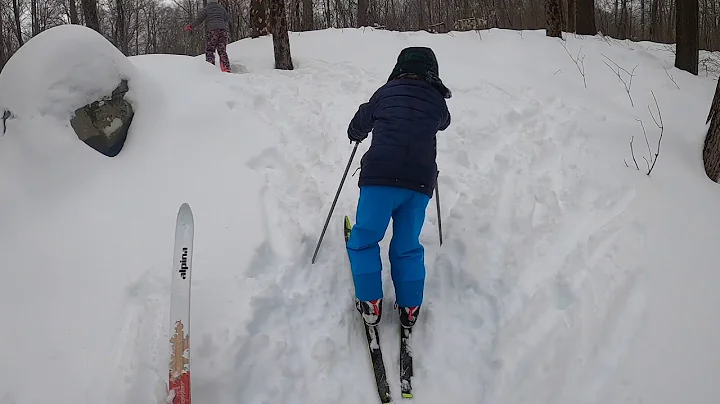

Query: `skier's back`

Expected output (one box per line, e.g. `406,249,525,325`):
345,46,452,329
184,0,231,73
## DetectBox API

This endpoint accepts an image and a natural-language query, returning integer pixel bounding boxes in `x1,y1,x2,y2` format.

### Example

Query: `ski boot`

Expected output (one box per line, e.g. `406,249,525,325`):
397,304,420,328
355,298,382,326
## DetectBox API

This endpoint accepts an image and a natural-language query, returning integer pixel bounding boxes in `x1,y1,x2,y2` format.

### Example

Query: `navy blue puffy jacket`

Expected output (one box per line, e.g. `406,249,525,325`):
348,78,451,197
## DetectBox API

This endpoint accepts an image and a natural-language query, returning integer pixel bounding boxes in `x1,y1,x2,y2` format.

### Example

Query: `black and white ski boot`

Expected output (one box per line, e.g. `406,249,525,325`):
397,304,420,328
355,298,383,326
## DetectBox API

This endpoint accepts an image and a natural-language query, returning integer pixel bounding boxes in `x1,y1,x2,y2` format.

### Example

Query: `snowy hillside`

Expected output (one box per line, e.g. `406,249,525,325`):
1,25,719,404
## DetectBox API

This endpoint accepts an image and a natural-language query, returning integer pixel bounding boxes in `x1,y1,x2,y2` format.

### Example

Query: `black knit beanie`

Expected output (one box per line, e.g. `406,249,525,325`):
387,47,452,99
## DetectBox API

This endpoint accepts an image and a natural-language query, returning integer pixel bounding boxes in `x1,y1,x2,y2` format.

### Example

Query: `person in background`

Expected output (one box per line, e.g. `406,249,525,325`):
184,0,231,73
345,46,452,330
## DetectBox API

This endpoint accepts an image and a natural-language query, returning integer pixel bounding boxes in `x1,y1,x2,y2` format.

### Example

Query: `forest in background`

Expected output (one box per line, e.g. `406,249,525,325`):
0,0,717,73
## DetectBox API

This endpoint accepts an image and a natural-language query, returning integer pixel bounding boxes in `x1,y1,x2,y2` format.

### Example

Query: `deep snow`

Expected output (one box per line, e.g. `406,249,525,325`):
1,24,719,404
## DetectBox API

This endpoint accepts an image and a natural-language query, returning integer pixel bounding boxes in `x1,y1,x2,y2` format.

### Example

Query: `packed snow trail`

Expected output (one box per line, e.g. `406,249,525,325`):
1,25,720,404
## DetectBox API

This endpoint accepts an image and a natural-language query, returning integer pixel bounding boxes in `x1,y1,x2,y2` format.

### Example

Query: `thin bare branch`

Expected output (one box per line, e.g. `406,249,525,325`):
664,68,681,89
560,40,587,89
647,90,664,175
601,54,638,107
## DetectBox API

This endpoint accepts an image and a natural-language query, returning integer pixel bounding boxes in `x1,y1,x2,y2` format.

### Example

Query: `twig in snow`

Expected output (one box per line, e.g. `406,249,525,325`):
601,54,638,107
646,91,664,175
664,68,680,89
596,31,613,47
636,119,651,157
627,135,640,170
627,92,664,175
560,40,587,89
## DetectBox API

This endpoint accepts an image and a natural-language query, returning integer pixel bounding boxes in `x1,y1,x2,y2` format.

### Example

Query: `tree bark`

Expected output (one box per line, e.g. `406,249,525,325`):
269,0,293,69
567,0,577,32
650,0,658,40
0,4,5,69
619,0,628,37
31,0,39,36
250,0,269,37
545,0,563,36
357,0,369,26
418,0,425,29
116,0,128,54
69,0,79,24
12,0,23,46
81,0,101,33
576,0,596,34
303,0,313,30
703,78,720,181
293,0,301,30
675,0,698,74
640,0,645,37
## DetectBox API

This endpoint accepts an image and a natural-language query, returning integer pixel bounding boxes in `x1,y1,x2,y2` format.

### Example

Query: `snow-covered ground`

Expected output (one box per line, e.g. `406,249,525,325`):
1,24,719,404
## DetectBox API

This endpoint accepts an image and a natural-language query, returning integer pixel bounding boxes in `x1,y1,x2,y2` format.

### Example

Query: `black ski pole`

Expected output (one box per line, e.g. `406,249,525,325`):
435,170,443,246
312,141,360,264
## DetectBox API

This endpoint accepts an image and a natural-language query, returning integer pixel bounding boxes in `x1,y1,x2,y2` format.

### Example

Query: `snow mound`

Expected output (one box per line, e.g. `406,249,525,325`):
0,24,137,120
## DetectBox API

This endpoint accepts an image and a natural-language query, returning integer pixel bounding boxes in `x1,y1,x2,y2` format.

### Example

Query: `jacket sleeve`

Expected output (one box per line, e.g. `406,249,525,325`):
191,8,207,27
438,103,451,131
348,91,379,139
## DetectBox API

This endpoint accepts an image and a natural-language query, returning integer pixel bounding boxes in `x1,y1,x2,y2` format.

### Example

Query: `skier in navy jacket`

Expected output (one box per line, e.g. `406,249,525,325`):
346,47,451,329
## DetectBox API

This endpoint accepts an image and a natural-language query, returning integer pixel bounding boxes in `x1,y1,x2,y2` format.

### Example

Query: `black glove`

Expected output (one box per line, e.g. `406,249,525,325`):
347,126,367,143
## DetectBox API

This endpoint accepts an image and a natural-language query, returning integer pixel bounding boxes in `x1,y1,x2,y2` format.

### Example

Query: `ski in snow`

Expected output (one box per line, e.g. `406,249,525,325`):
344,215,393,404
399,325,413,398
168,203,194,404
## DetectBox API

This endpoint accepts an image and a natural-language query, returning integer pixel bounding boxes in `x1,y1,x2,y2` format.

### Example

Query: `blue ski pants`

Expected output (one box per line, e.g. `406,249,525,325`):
346,185,430,308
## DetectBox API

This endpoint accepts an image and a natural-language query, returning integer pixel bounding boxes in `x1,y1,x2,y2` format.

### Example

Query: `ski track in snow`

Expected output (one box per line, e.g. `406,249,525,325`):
170,59,649,404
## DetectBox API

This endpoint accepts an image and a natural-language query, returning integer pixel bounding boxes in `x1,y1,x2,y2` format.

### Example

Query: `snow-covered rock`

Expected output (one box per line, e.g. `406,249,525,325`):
0,24,137,120
0,24,137,155
70,79,134,156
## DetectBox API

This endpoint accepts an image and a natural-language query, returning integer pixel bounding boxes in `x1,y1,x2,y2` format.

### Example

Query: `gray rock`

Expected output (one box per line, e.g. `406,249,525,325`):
70,79,134,157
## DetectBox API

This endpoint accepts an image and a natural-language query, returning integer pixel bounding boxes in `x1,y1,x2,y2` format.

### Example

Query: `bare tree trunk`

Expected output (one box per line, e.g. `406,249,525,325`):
69,0,79,24
545,0,563,36
567,0,577,31
303,0,313,30
675,0,698,74
620,0,628,37
0,3,5,69
31,0,39,36
418,0,424,29
269,0,293,69
650,0,658,39
613,0,619,35
703,78,720,181
12,0,23,46
640,0,645,37
81,0,101,33
576,0,596,34
324,0,331,27
251,0,269,37
116,0,128,54
711,0,717,50
358,0,369,26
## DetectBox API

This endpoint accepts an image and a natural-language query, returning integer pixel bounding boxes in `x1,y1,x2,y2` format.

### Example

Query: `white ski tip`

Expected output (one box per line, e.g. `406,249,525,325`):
177,202,193,218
